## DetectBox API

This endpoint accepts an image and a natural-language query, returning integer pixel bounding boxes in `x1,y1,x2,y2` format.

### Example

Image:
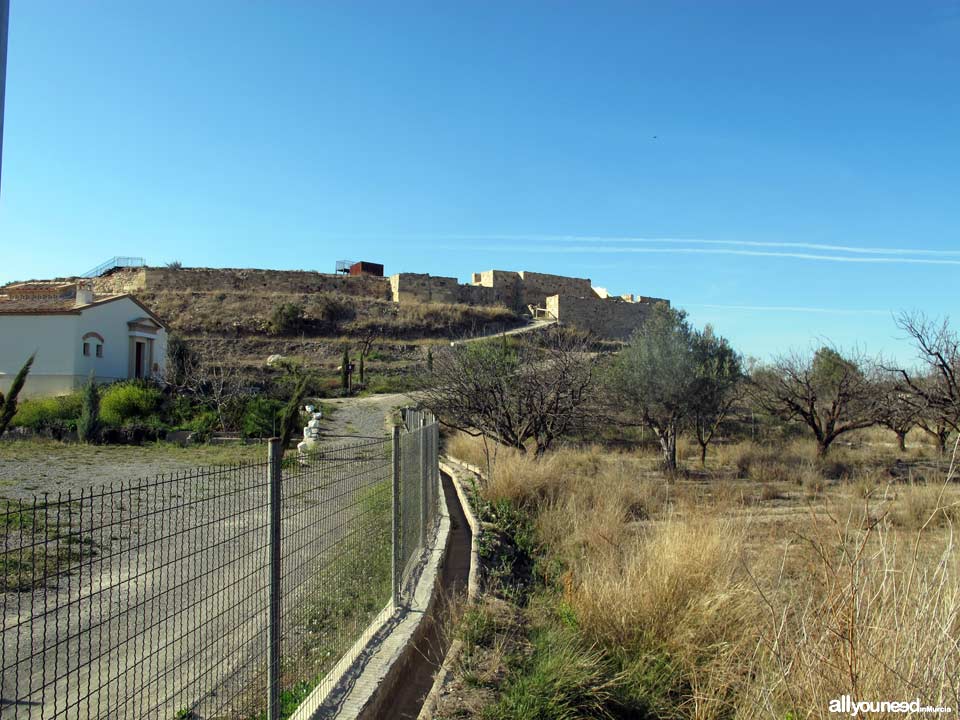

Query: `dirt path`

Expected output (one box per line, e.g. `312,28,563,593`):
319,392,413,441
450,318,555,346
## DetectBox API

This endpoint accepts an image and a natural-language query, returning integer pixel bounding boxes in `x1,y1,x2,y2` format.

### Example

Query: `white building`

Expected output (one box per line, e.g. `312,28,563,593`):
0,280,167,398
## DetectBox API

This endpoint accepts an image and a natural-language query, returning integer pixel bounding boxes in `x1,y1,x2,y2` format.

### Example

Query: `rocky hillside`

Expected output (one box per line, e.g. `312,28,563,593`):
141,288,523,391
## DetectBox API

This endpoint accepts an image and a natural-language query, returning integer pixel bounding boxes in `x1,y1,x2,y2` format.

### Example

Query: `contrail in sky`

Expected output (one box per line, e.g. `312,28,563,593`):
330,232,960,264
447,244,960,266
443,234,960,257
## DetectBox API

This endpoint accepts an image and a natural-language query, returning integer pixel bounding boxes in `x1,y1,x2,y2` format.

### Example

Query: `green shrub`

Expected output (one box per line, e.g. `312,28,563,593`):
12,393,83,430
187,411,220,442
100,382,163,426
310,293,352,323
242,397,284,438
270,303,305,335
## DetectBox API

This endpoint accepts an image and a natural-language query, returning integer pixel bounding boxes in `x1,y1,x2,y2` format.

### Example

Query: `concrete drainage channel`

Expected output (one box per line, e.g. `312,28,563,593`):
302,459,478,720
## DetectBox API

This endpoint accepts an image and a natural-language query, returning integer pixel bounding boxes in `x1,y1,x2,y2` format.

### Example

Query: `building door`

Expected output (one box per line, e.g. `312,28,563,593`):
135,341,144,379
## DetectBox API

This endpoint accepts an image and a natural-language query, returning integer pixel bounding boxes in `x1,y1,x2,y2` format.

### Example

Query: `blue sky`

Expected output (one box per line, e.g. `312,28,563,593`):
0,1,957,362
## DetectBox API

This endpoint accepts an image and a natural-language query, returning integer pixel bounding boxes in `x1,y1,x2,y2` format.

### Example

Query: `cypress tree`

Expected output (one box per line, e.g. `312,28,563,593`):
77,372,100,444
0,354,35,437
278,376,309,452
340,347,350,391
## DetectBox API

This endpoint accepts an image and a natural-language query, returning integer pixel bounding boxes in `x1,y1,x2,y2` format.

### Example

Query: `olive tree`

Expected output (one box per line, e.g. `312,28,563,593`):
689,326,743,465
751,346,880,458
604,305,733,471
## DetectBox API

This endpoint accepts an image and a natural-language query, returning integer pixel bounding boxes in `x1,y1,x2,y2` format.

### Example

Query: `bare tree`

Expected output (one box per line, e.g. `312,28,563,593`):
873,371,920,452
162,341,247,431
917,413,952,455
751,346,880,458
889,312,960,448
420,328,596,456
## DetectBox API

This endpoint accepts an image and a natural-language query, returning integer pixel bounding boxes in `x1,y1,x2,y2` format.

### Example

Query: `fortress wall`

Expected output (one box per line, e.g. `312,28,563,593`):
390,273,461,304
547,294,665,340
472,270,522,308
96,267,392,299
516,271,592,307
456,284,499,306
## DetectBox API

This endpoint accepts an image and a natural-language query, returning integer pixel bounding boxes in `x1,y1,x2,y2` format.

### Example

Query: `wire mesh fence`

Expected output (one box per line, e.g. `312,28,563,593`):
397,410,440,599
1,412,439,720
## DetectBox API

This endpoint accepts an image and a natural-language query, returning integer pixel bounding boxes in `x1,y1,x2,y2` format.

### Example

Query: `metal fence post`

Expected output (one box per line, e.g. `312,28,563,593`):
268,438,282,720
419,423,427,549
391,425,402,607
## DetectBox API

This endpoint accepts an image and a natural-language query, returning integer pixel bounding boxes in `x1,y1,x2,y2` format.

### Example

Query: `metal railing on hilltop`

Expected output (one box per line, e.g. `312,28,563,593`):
81,257,146,279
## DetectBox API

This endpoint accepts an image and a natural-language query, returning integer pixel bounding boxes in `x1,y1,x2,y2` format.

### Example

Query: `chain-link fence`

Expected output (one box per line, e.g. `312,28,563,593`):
1,412,439,720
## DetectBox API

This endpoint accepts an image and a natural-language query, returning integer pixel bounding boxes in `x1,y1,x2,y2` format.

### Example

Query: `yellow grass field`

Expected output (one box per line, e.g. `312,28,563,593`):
444,430,960,719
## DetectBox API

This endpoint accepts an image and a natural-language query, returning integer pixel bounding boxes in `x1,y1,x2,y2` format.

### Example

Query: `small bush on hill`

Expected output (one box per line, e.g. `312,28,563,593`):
270,302,306,335
100,382,163,427
308,293,353,323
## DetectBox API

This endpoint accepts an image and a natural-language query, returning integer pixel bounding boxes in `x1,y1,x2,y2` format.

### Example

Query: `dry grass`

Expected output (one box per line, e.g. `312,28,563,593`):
450,430,960,719
141,290,521,340
747,497,960,718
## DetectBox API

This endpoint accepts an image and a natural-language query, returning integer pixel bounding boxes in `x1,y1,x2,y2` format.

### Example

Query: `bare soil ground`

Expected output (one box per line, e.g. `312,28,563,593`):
0,441,265,500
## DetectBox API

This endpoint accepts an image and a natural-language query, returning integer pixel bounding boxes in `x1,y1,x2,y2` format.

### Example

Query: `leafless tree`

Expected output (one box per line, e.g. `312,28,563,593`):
917,413,953,456
750,346,880,458
888,312,960,451
162,341,247,431
873,371,921,452
420,328,596,456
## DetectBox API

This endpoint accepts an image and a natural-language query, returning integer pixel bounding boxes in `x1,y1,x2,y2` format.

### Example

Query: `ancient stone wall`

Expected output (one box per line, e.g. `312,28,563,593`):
91,269,148,294
455,284,498,306
95,267,391,299
546,294,667,340
515,271,592,308
471,270,522,307
469,269,592,311
390,273,461,304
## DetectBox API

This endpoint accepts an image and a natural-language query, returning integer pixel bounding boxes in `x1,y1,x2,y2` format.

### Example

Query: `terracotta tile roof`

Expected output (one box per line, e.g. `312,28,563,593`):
4,281,77,293
0,293,122,315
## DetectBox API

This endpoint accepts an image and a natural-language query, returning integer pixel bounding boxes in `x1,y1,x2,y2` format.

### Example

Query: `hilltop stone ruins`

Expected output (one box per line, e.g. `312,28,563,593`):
11,263,668,340
390,269,668,339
